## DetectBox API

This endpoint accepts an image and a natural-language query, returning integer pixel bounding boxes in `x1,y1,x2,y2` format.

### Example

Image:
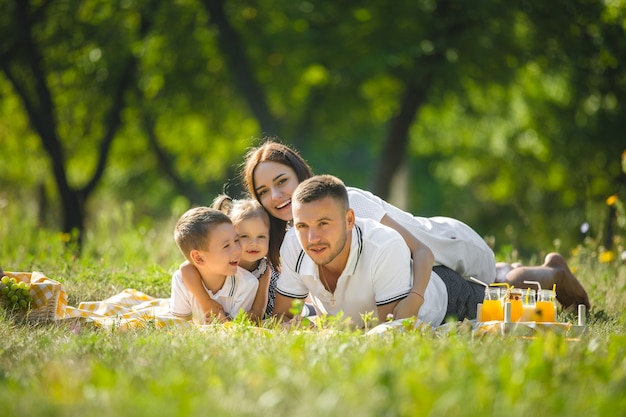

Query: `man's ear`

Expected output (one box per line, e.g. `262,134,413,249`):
190,249,204,265
346,208,355,230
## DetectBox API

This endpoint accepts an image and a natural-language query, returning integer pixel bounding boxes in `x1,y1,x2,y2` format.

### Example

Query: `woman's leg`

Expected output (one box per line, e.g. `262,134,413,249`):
495,261,522,282
504,253,590,311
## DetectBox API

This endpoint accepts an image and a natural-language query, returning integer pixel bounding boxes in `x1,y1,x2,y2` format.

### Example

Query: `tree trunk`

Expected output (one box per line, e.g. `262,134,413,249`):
8,0,85,237
202,0,281,137
1,0,145,248
372,80,427,200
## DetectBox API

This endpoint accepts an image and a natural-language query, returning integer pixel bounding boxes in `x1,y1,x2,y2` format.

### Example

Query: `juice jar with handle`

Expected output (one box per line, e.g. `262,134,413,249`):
506,288,524,322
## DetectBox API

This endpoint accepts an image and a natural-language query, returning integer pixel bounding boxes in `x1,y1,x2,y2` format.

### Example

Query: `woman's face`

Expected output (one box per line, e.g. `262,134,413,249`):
253,161,300,221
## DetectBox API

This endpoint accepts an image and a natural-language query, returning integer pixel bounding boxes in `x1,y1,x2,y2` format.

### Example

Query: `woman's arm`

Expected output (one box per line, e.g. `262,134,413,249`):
179,261,227,322
379,214,433,319
248,267,270,323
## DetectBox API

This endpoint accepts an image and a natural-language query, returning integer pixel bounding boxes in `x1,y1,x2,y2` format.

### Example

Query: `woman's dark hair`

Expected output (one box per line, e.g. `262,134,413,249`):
241,138,313,269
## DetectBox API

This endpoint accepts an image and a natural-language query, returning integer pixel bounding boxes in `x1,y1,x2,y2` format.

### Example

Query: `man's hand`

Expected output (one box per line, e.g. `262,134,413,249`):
392,292,424,320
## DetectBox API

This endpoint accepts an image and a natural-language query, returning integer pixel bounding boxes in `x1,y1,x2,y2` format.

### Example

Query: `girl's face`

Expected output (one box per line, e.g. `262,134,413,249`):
253,161,300,222
236,217,270,268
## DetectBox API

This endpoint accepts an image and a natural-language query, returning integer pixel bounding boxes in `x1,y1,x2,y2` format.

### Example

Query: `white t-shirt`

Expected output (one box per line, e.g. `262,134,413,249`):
170,266,259,321
277,218,447,327
347,187,496,284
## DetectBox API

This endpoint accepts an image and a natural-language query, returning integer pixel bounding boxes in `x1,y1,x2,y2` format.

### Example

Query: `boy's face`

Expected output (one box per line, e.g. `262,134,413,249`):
235,217,269,266
193,222,241,277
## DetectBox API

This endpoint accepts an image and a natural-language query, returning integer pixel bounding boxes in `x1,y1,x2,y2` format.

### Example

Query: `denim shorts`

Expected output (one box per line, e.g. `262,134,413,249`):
433,265,485,324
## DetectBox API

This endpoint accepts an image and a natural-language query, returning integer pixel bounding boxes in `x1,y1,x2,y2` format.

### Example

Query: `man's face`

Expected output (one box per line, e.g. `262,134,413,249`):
292,196,354,268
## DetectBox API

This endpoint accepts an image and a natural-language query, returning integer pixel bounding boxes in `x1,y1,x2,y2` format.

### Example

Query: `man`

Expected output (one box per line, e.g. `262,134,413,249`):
273,175,483,327
274,174,591,328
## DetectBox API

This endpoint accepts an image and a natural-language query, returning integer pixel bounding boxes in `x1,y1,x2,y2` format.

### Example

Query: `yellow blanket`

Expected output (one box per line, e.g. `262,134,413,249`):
4,271,192,330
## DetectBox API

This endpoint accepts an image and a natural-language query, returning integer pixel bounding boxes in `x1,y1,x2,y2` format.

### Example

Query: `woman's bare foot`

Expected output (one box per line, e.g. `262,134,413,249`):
543,253,591,311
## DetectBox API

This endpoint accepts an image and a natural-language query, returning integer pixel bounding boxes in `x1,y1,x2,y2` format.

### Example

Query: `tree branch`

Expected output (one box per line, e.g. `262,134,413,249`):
82,8,155,198
143,114,204,204
81,56,137,197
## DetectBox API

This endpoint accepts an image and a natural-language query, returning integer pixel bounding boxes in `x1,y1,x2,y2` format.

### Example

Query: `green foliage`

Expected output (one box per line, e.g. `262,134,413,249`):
1,312,626,416
1,20,625,377
1,0,625,255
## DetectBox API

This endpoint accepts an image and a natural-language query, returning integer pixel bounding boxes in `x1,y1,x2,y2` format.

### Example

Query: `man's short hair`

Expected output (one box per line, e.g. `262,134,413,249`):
174,206,232,261
292,175,349,212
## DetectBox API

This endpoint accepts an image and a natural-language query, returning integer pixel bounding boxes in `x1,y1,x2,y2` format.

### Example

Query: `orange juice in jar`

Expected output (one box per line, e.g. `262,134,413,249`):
536,289,557,322
506,288,524,322
480,288,504,321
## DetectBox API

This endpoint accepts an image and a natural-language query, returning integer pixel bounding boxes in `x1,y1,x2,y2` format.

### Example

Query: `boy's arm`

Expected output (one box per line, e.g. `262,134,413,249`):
248,267,270,322
180,261,227,321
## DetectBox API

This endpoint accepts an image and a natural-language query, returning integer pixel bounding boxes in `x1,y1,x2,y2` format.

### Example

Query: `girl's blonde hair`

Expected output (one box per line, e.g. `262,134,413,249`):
211,194,270,228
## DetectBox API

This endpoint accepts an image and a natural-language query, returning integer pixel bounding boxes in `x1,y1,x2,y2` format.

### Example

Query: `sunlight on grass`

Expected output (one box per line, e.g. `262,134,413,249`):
1,199,626,417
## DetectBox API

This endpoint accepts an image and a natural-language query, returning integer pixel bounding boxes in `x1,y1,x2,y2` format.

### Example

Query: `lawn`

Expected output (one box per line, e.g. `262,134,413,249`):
2,202,626,417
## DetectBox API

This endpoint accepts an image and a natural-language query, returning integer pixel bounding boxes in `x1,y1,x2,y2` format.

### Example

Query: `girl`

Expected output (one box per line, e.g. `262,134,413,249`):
180,195,279,322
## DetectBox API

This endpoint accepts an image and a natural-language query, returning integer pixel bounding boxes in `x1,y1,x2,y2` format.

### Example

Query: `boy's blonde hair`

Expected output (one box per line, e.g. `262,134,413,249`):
211,194,270,228
174,206,232,261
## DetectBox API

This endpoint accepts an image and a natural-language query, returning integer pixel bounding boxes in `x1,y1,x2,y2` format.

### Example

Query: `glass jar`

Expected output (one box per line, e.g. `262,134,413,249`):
520,289,537,322
480,287,504,322
535,289,557,322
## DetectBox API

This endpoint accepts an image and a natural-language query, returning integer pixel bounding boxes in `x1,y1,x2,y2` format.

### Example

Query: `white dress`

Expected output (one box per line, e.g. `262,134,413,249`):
347,187,496,284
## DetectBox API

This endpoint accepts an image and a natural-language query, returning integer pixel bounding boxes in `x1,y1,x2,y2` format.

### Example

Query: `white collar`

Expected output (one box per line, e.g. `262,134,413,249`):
295,224,364,278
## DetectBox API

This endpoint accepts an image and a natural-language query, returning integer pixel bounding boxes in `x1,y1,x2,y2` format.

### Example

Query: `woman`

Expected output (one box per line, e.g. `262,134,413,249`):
242,139,591,316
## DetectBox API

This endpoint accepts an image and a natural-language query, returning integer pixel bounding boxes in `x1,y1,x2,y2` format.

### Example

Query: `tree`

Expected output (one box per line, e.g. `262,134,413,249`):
0,0,152,244
1,0,624,256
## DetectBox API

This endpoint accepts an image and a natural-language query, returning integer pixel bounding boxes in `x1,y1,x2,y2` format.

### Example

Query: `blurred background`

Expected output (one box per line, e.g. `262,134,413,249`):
1,0,625,259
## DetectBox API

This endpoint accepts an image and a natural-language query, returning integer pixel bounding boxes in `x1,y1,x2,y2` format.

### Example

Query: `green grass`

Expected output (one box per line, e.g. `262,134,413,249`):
2,200,626,417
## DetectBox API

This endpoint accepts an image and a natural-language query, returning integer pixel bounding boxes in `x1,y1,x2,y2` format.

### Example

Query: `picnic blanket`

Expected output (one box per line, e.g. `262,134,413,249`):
66,288,193,330
4,271,192,330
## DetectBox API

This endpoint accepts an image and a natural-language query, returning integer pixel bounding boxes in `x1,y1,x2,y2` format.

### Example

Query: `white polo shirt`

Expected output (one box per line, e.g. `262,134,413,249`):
347,187,496,284
171,266,259,321
277,217,447,327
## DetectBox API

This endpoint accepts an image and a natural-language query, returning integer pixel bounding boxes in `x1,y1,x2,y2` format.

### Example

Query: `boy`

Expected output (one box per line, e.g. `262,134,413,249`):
171,206,258,323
